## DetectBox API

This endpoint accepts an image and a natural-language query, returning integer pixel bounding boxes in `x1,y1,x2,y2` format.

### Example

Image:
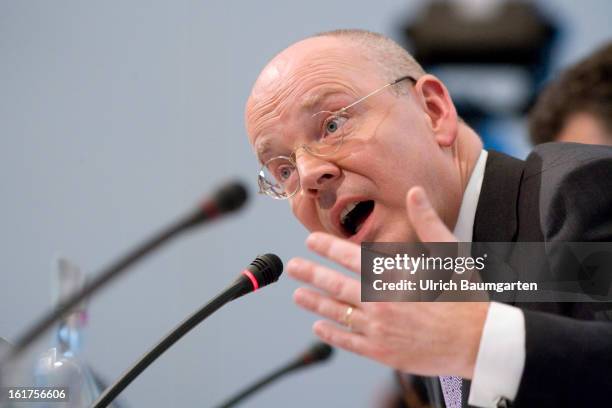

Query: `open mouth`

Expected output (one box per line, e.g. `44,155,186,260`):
339,200,375,237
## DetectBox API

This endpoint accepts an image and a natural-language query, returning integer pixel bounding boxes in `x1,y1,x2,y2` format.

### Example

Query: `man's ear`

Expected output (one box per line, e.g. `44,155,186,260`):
414,74,459,147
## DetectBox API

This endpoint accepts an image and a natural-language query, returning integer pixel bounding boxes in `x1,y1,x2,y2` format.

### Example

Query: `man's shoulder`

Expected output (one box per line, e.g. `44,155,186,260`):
524,142,612,180
521,142,612,241
474,144,611,241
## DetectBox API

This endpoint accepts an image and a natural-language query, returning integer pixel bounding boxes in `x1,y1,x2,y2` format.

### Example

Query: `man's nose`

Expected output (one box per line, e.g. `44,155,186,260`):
295,150,341,197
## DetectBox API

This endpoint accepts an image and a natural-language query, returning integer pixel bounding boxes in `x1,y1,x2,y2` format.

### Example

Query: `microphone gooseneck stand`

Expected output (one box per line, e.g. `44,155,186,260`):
92,253,283,408
213,342,334,408
92,283,242,408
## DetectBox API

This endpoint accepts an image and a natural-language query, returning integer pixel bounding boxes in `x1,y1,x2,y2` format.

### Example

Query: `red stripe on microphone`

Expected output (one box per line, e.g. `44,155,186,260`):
202,201,220,218
242,269,259,291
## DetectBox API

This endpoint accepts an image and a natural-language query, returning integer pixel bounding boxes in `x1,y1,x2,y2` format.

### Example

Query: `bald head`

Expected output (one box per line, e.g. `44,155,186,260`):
246,30,425,143
312,29,426,83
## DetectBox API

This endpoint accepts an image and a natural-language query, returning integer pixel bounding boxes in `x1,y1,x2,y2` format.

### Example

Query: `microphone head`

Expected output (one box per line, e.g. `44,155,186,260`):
247,253,283,288
301,342,334,365
213,181,248,214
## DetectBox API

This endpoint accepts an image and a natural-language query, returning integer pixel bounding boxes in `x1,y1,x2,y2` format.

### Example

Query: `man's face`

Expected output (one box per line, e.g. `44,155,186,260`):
246,37,459,243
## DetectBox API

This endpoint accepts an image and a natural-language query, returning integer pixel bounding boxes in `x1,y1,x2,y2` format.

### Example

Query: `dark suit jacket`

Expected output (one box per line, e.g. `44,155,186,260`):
400,143,612,408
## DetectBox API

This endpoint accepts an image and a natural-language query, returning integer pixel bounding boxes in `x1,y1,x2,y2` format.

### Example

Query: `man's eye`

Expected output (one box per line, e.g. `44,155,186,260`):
277,165,294,181
323,115,347,137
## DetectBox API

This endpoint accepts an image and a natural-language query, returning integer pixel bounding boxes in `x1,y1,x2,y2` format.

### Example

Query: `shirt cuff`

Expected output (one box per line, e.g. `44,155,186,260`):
468,302,526,407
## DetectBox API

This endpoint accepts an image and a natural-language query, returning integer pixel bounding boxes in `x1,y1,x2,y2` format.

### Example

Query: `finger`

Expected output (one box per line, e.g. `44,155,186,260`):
306,232,361,273
287,257,360,304
293,287,366,331
312,320,382,359
406,186,456,243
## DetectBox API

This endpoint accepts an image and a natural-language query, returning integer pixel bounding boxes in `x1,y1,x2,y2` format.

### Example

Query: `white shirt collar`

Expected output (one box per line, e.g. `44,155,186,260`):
452,149,488,242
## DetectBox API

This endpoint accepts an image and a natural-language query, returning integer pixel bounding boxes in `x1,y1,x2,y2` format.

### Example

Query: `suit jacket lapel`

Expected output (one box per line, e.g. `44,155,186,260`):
473,150,525,242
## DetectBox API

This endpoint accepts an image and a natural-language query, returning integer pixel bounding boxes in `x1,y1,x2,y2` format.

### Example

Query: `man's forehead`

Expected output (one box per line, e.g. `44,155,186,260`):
249,36,370,101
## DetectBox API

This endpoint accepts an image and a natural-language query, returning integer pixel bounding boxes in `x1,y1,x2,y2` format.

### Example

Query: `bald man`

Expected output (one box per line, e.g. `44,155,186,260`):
245,30,612,408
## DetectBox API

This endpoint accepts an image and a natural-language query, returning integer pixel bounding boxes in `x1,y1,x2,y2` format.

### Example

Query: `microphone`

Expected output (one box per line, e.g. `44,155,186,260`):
1,181,248,368
214,342,334,408
92,253,283,408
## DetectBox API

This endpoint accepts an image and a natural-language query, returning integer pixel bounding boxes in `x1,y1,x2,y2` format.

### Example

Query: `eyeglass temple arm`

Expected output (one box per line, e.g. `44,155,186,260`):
337,75,416,114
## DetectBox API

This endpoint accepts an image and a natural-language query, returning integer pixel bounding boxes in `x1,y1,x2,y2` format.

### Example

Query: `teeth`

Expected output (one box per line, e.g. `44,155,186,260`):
340,201,359,225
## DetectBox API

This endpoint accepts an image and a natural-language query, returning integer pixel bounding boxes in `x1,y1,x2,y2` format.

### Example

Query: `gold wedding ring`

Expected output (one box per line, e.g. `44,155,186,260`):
342,306,354,330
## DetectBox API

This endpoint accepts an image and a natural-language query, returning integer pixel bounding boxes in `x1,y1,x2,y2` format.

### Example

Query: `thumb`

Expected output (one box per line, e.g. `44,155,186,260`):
406,186,456,243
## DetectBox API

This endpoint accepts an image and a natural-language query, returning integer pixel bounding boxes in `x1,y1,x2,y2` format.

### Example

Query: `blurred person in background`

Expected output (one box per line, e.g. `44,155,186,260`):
529,42,612,146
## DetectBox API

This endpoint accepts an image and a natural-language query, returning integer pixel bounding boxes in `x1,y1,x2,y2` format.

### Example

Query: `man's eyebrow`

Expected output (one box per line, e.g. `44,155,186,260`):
256,138,275,163
299,89,349,111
